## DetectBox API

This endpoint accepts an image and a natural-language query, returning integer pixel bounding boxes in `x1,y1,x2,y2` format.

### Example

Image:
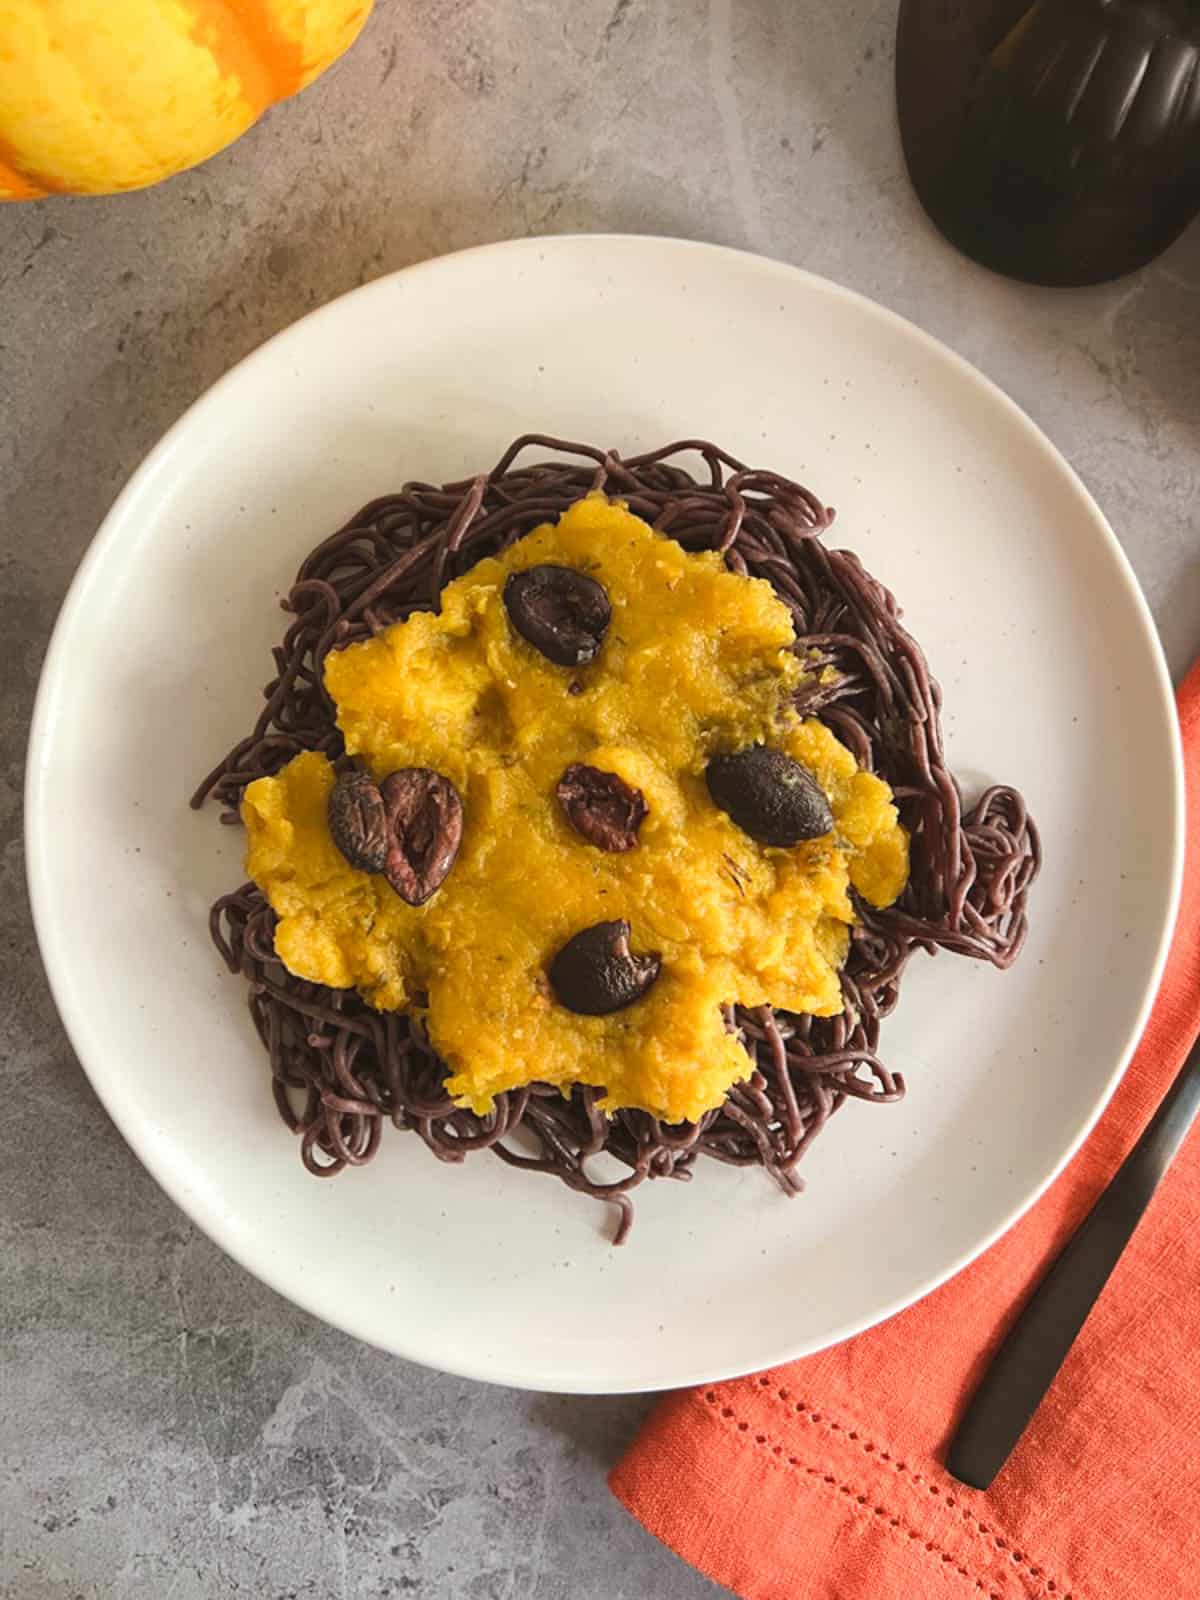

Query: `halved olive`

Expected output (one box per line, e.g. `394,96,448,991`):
556,764,648,853
379,768,464,906
705,746,833,846
503,564,611,667
549,920,662,1015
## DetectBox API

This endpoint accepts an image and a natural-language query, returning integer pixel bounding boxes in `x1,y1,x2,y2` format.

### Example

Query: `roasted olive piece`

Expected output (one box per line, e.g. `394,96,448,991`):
705,746,833,847
556,763,648,853
503,564,611,667
327,767,389,873
549,920,662,1015
379,768,464,906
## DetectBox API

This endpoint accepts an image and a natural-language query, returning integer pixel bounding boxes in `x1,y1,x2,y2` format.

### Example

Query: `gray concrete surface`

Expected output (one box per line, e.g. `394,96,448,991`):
2,2,1199,1596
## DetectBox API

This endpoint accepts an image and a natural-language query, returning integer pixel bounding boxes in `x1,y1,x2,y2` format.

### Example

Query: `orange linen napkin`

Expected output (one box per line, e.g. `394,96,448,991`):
611,660,1200,1600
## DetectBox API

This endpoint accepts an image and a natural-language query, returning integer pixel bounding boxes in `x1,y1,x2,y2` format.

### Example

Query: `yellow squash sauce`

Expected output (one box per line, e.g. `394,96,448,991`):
243,495,909,1125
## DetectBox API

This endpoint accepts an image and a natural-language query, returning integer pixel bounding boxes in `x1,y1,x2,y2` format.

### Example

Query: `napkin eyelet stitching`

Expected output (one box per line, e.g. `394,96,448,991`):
760,1384,1077,1592
709,1398,1009,1599
705,1387,1076,1600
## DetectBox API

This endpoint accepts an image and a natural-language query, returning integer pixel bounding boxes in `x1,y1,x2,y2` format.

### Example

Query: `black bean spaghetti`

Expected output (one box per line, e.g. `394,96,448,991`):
193,435,1039,1243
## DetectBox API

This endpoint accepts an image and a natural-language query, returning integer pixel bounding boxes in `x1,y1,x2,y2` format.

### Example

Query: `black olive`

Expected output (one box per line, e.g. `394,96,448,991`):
503,564,611,666
705,746,833,847
379,768,464,906
549,920,662,1015
328,768,389,873
556,764,648,853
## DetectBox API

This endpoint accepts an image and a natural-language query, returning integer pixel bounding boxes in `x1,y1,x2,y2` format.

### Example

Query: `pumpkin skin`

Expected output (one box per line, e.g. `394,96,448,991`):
0,0,374,201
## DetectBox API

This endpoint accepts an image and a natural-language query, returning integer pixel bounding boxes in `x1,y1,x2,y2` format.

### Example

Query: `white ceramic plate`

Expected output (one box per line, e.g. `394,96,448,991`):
27,236,1182,1393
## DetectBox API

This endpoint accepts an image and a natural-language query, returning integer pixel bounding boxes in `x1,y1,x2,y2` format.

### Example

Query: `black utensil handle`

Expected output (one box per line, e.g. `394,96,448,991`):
947,1031,1200,1491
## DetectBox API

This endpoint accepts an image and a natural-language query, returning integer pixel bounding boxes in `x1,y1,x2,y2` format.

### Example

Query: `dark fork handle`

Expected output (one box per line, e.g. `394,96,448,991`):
947,1030,1200,1490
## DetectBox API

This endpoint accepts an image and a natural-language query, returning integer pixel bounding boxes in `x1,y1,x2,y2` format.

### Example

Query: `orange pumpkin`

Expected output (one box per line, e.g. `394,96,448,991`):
0,0,374,201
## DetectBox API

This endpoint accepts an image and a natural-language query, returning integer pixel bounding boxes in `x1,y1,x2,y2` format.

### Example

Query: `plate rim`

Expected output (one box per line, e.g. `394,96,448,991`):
24,233,1185,1392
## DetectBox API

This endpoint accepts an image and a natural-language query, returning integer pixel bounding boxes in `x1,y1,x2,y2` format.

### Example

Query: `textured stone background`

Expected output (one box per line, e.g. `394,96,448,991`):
2,2,1198,1595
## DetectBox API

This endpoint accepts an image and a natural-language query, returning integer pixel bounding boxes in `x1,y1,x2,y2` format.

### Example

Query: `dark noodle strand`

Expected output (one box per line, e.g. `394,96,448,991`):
195,437,1040,1241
